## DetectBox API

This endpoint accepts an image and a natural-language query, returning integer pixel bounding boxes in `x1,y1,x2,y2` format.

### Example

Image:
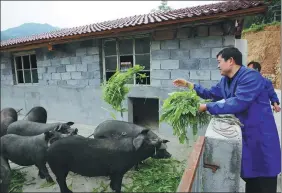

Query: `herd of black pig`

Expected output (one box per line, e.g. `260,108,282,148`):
0,106,172,193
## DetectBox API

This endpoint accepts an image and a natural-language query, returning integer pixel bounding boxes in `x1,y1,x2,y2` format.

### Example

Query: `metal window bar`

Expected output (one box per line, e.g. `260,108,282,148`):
116,38,119,71
103,35,151,85
102,39,106,83
133,38,136,85
21,56,25,84
29,55,33,84
13,57,18,84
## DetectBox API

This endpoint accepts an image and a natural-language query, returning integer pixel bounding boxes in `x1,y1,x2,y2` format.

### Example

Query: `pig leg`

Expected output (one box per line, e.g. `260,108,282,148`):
38,170,45,179
54,170,71,193
48,163,71,193
57,175,72,193
36,164,54,183
110,174,123,193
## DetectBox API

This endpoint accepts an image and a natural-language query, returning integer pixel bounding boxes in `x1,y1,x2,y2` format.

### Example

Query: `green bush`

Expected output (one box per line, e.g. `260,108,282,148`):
242,21,280,33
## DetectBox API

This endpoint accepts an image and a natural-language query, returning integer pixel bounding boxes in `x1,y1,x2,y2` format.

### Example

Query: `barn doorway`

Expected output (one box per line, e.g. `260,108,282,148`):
128,97,159,129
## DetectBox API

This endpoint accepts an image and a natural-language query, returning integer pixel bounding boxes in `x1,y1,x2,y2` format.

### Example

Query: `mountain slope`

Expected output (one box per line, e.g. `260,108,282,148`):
1,23,60,41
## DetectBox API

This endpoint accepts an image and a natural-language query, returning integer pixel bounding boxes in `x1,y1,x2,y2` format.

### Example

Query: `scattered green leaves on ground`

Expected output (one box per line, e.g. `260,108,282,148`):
242,21,280,33
123,158,186,192
92,181,110,192
8,169,27,193
101,65,145,118
160,88,211,144
40,180,56,189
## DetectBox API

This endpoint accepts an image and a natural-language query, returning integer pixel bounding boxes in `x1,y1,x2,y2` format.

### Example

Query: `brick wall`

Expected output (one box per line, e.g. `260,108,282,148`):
1,39,102,87
1,24,236,89
150,25,235,89
0,52,14,85
37,39,101,87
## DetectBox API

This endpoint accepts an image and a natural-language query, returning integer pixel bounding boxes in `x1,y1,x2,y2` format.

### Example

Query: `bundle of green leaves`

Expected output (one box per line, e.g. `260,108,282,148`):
160,88,211,144
101,65,145,114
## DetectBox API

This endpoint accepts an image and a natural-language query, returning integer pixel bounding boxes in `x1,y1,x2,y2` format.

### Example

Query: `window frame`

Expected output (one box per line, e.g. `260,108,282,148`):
13,51,39,85
102,34,151,85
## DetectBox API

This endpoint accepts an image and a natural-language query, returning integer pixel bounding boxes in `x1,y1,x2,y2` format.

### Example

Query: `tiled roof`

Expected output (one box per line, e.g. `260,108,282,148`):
0,1,265,48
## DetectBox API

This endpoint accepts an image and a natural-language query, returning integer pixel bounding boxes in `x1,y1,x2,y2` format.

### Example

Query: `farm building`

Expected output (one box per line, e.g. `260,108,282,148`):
0,1,266,136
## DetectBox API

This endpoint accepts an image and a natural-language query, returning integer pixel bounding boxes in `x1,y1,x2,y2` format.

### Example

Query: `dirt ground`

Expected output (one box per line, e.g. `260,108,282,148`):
9,115,192,193
242,24,281,89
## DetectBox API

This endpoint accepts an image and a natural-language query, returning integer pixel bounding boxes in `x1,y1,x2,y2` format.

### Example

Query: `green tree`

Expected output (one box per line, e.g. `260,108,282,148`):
243,0,281,29
151,0,173,13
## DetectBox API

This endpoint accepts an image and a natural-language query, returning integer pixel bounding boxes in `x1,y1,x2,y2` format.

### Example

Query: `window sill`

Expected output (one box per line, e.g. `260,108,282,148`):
13,83,39,87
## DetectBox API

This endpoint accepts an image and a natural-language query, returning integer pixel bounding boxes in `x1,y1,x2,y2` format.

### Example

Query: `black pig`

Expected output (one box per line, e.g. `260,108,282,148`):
1,107,18,137
92,120,172,170
0,156,11,193
23,106,47,123
47,129,163,193
1,128,71,183
7,120,78,136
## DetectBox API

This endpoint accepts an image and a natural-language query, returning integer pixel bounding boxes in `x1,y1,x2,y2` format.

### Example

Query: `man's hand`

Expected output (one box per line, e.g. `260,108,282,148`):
273,103,281,113
173,79,194,89
199,104,207,113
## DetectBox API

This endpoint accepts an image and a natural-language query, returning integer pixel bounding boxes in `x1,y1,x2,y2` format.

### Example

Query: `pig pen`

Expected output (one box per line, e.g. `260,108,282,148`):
8,115,195,192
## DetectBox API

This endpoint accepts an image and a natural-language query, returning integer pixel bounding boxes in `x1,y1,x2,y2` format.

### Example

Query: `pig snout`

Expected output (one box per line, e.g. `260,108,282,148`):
152,149,172,159
163,150,172,158
71,128,78,135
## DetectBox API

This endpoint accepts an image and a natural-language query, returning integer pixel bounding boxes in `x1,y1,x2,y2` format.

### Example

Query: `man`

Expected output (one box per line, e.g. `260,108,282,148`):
173,47,281,193
247,61,281,113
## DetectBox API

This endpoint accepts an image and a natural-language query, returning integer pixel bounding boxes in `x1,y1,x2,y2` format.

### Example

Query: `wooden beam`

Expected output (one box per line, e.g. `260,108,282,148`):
2,43,49,53
47,44,53,51
0,5,267,52
177,136,205,192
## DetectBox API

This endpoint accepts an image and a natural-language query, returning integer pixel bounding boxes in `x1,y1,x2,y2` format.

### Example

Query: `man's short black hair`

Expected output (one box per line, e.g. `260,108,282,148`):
247,61,261,72
216,47,243,66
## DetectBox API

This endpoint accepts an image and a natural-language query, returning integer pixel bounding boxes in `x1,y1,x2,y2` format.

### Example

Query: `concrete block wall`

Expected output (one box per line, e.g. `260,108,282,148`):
18,39,101,87
0,52,14,85
1,40,102,87
150,25,236,89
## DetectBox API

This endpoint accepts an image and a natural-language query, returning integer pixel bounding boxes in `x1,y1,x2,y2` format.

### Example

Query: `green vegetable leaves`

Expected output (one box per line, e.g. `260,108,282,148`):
101,65,145,117
102,65,212,144
123,158,185,192
160,88,211,144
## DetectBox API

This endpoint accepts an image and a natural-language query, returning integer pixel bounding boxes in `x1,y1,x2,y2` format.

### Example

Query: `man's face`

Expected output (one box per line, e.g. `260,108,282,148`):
217,55,233,76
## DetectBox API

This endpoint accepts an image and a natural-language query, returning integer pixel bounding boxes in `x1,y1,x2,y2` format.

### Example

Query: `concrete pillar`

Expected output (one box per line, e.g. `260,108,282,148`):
235,39,248,66
202,116,244,192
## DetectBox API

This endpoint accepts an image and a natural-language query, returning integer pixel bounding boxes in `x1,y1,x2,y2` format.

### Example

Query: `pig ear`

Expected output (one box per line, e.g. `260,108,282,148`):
140,129,150,135
66,122,74,126
160,143,167,149
54,124,62,132
133,135,145,151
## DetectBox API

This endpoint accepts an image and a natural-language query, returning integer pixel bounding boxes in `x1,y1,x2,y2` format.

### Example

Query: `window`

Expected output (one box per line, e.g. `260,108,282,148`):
103,36,151,85
13,53,38,84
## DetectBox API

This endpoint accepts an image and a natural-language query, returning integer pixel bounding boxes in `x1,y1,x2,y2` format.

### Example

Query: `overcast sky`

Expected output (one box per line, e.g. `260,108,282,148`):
1,1,220,31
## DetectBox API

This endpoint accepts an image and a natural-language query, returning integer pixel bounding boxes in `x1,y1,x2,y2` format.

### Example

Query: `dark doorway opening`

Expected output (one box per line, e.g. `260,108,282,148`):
128,97,159,129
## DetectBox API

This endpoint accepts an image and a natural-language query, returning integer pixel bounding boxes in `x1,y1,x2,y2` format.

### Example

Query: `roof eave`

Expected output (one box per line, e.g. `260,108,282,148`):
0,5,267,52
